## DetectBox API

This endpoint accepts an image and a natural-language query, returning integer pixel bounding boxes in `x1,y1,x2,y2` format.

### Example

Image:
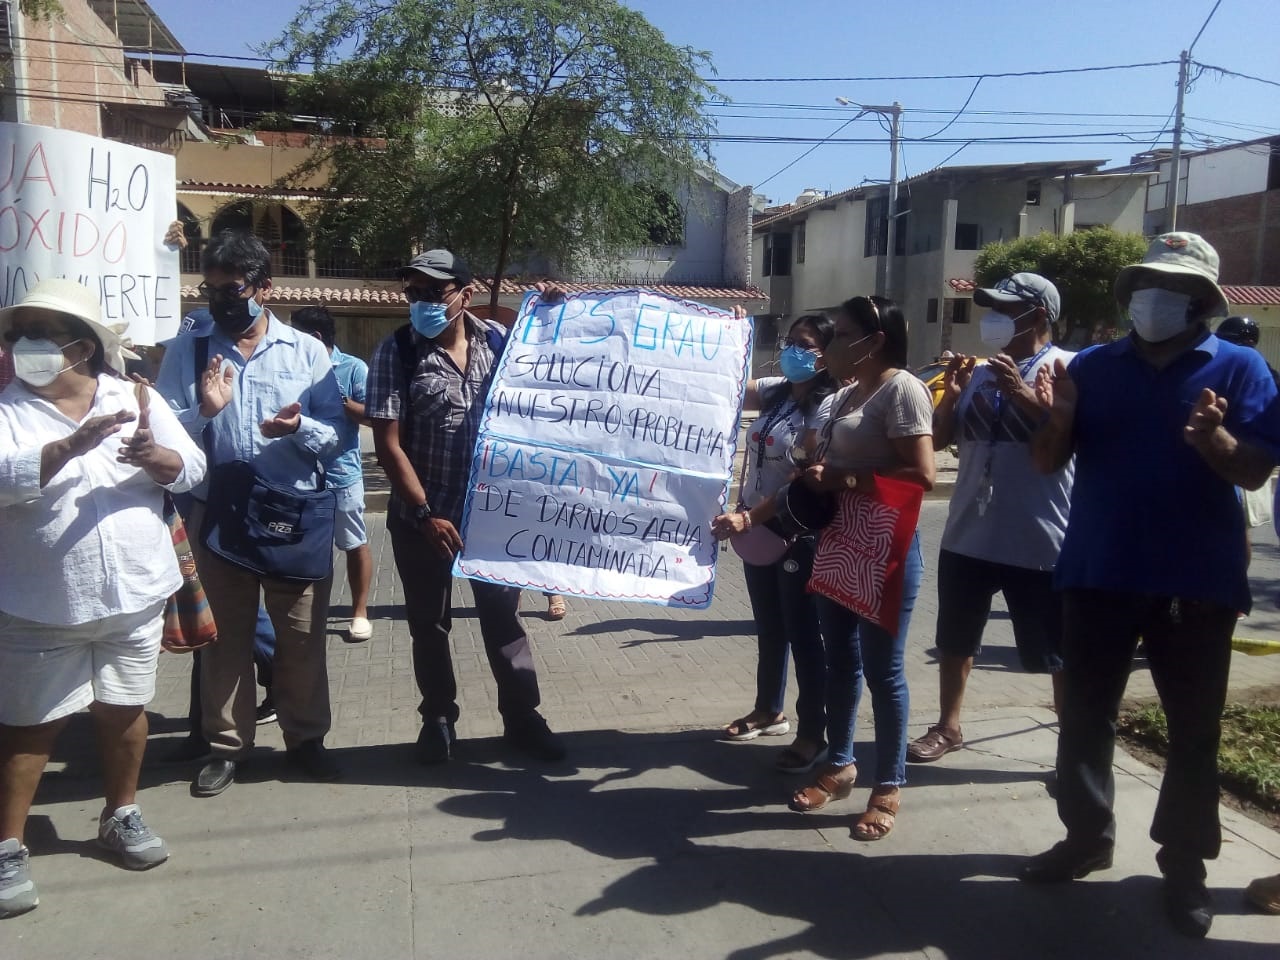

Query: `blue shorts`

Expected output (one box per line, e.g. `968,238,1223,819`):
334,480,368,552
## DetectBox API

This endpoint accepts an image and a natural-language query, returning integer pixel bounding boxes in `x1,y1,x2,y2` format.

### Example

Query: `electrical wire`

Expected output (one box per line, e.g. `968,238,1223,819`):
1191,62,1280,90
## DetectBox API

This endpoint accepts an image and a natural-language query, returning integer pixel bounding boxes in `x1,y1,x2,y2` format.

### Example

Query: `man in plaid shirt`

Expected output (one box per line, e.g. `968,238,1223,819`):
366,249,564,765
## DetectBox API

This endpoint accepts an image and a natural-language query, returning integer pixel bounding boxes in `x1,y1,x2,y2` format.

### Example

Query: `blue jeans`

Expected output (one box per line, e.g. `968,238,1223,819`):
741,537,827,743
816,531,923,785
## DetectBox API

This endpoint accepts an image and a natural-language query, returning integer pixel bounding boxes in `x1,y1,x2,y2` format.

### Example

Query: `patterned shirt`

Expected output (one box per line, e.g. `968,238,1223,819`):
365,313,500,526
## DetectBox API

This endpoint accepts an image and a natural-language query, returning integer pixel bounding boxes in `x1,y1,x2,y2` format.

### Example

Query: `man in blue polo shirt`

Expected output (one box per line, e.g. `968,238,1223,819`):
1022,233,1280,938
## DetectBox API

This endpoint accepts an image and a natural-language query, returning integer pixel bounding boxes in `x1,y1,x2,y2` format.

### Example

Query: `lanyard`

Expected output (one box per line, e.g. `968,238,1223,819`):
755,395,797,471
991,343,1052,435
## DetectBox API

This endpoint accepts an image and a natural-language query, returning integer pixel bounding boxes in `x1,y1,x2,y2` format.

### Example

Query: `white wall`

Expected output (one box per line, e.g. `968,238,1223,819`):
608,176,729,283
1186,146,1271,205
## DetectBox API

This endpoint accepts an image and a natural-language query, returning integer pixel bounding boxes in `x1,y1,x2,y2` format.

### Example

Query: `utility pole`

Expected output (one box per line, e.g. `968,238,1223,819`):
835,98,903,297
883,102,902,299
1164,50,1190,232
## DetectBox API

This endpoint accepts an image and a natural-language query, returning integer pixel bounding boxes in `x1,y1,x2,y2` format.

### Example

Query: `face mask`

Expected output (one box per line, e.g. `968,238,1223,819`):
1129,288,1192,343
12,337,80,387
208,292,263,335
779,344,820,383
409,290,460,339
979,306,1035,350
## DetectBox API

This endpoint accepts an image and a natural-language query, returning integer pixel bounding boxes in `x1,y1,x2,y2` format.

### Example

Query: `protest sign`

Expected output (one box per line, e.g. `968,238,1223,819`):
454,290,752,608
0,122,180,345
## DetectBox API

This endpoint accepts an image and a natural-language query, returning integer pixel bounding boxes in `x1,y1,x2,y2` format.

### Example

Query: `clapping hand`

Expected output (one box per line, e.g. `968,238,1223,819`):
199,355,235,418
68,411,135,457
942,354,976,403
261,401,302,438
1185,388,1228,448
988,353,1042,411
1035,357,1076,424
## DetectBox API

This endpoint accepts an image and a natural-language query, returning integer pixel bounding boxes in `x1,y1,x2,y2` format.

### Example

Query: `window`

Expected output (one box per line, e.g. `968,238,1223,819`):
795,225,806,264
1026,180,1042,206
864,196,887,257
645,190,685,247
951,299,971,324
926,298,939,324
764,231,792,277
954,222,981,251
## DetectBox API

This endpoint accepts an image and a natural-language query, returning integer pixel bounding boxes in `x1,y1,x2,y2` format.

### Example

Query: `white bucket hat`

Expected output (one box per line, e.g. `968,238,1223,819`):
1114,232,1229,319
0,278,140,374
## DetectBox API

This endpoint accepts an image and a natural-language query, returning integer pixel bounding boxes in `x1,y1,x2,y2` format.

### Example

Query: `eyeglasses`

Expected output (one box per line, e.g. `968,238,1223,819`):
776,336,821,353
404,284,457,304
197,280,251,301
992,277,1044,307
2,321,74,344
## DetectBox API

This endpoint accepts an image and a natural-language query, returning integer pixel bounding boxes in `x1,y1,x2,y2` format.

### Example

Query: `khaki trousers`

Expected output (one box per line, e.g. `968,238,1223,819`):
188,500,333,756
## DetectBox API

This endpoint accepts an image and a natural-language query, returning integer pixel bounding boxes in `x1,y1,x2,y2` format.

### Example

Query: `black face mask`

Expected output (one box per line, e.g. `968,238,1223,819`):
208,295,260,335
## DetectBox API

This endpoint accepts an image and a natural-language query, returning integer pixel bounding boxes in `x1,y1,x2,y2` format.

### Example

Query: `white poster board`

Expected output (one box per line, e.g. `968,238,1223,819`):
0,122,180,345
454,290,752,608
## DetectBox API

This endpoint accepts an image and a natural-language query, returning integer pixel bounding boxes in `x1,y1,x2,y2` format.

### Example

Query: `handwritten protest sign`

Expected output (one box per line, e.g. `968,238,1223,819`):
454,290,752,608
0,122,180,345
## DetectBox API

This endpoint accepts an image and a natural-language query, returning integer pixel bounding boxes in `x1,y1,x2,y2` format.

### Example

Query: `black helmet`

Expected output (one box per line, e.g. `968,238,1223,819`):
1216,315,1260,347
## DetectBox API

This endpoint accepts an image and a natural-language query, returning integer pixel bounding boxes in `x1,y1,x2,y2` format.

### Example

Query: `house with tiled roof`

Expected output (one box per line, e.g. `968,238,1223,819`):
129,60,764,360
754,160,1149,366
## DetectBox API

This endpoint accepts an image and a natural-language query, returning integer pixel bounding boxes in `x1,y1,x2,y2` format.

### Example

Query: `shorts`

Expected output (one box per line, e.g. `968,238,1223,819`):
334,480,368,552
0,602,165,726
935,549,1062,673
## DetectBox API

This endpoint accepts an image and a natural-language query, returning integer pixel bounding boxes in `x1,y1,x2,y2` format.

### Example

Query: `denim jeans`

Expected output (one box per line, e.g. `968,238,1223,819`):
816,532,923,785
741,537,827,743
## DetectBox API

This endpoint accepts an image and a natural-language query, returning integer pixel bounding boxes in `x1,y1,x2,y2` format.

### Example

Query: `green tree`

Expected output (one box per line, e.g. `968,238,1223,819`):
973,227,1148,344
271,0,719,309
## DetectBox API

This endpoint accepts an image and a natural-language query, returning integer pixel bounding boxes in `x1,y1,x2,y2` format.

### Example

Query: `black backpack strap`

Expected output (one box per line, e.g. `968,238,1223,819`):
194,335,209,406
485,323,507,360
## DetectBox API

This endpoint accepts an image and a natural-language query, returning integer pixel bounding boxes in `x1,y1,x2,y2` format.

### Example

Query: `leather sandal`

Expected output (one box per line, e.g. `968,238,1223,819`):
723,712,790,742
906,725,963,764
546,595,568,621
789,762,856,812
853,786,900,841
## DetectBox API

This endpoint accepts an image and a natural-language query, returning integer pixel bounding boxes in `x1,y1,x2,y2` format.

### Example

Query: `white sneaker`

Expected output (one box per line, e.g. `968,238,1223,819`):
97,805,168,870
0,838,38,917
348,616,373,641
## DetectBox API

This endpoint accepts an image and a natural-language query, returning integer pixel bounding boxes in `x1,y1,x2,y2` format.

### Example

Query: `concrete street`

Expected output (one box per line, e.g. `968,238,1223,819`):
4,498,1280,959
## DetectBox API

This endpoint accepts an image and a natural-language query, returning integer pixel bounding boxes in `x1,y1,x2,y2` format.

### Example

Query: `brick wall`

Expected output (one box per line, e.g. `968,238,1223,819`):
16,0,166,136
1177,189,1280,285
722,184,754,287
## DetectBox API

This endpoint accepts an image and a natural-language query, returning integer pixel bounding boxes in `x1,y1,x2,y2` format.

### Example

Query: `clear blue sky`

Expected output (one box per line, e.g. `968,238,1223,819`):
147,0,1280,205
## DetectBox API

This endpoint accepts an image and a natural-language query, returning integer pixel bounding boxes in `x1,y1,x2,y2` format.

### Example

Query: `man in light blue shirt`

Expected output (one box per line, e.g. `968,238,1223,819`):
290,305,373,643
157,230,345,798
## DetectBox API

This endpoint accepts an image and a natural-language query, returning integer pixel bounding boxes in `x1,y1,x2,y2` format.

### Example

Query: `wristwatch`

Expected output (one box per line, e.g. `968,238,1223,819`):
413,501,433,524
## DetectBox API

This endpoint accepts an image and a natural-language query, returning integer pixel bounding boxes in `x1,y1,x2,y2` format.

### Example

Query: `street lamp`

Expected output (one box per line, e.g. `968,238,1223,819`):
836,97,903,297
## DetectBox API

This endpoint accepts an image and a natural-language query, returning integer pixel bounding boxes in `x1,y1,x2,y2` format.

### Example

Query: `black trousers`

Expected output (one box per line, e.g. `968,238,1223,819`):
387,515,541,725
1057,589,1235,870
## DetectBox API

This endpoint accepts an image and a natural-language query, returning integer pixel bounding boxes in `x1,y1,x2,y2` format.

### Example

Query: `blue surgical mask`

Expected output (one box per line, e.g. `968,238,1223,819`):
409,290,461,339
779,344,820,383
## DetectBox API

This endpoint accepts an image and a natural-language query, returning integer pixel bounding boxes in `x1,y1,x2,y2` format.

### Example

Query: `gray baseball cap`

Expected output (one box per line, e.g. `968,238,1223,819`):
973,272,1061,323
398,249,473,286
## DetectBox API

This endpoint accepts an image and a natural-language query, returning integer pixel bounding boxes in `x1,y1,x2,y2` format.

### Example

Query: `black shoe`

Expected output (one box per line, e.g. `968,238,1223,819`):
193,758,236,797
255,695,277,726
416,718,455,766
1020,838,1114,883
162,736,211,764
286,740,341,782
1164,872,1213,938
503,714,566,763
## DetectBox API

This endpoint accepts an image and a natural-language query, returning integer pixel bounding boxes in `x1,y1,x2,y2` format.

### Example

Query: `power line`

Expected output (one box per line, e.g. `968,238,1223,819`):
916,78,982,140
1192,61,1280,90
753,113,862,190
711,61,1179,83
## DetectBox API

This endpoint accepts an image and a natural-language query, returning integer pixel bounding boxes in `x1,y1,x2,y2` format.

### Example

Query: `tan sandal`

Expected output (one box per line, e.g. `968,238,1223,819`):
853,786,900,841
546,595,567,621
789,763,856,812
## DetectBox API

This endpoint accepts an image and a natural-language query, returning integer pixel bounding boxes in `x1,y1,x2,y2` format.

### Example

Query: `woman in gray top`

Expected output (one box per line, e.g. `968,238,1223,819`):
788,295,935,843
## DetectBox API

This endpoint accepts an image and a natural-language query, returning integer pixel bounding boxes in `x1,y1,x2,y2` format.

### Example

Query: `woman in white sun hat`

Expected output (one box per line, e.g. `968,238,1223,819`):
0,278,206,919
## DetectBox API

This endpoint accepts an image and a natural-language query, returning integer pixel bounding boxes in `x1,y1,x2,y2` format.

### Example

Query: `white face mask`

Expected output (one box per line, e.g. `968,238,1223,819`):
979,306,1035,350
1129,288,1192,343
12,337,80,387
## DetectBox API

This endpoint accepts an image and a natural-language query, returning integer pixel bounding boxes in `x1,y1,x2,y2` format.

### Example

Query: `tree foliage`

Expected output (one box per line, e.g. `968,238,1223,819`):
270,0,720,307
19,0,63,20
973,227,1149,344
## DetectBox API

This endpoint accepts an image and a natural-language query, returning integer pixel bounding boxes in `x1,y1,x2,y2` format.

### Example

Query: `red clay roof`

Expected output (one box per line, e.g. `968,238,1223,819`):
180,281,769,305
948,278,976,293
1222,285,1280,307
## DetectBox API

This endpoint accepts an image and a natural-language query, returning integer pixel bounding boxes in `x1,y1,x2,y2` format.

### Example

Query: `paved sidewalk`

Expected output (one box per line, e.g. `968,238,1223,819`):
4,504,1279,959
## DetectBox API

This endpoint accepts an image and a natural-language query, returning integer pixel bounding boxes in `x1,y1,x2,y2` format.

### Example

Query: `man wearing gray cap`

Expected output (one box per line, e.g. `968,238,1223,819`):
366,250,564,765
1023,233,1280,938
908,273,1071,765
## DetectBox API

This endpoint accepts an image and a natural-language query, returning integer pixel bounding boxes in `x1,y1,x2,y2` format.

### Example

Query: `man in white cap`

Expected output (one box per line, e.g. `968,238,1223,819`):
1023,233,1280,939
908,273,1071,765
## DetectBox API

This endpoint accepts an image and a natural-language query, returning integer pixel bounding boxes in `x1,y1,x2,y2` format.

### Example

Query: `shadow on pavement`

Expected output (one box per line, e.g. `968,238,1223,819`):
568,617,756,642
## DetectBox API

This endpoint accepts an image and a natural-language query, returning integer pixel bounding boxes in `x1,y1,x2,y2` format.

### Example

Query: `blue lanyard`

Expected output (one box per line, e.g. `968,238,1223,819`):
991,343,1053,430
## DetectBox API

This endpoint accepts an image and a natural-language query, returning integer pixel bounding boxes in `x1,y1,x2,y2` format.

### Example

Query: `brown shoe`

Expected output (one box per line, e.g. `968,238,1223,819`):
853,786,900,842
906,724,963,764
789,763,856,812
1245,874,1280,914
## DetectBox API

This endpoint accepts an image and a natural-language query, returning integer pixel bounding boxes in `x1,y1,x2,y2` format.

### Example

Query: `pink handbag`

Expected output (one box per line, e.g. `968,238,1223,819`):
728,430,792,566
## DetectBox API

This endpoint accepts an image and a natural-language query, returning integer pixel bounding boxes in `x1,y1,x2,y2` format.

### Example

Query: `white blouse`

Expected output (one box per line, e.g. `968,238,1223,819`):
0,375,207,625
